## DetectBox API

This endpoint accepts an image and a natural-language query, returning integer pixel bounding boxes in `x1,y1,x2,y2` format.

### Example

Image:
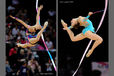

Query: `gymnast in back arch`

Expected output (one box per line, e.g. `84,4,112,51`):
10,5,43,33
17,21,48,48
61,12,103,57
9,5,48,48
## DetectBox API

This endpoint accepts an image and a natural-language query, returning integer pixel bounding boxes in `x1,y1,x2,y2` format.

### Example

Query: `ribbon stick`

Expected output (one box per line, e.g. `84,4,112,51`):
36,0,57,71
72,0,108,76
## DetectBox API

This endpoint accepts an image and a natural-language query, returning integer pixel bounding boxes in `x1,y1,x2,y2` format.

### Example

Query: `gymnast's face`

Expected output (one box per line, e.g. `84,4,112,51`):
71,18,78,27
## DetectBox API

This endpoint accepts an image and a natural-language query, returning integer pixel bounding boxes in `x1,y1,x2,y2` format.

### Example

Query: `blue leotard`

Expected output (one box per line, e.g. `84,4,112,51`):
26,34,37,45
28,34,37,38
82,16,95,34
68,15,95,34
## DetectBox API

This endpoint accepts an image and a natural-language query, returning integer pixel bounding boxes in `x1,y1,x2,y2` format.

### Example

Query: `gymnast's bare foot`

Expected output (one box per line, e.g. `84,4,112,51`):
86,49,93,58
43,21,48,29
39,5,43,10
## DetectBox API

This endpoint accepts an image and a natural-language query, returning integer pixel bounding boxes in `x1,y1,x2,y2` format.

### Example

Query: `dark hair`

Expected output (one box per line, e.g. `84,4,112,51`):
73,22,80,29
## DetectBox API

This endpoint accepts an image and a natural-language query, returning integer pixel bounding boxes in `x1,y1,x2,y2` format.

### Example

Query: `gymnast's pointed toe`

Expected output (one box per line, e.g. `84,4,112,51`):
44,21,48,26
86,49,93,58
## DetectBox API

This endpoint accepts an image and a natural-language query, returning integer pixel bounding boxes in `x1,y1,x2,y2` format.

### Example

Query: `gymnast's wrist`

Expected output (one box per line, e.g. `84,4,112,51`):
86,15,90,18
68,26,73,29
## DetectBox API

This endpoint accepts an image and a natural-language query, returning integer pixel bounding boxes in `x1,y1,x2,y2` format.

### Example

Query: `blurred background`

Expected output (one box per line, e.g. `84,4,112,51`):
6,0,56,76
58,0,108,76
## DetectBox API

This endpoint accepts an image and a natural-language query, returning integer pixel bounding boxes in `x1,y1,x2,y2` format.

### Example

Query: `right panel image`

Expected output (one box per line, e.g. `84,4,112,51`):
58,0,108,76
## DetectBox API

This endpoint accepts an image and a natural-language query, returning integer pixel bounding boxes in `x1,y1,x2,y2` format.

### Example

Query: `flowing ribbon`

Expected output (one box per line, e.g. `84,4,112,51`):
36,0,57,71
72,0,108,76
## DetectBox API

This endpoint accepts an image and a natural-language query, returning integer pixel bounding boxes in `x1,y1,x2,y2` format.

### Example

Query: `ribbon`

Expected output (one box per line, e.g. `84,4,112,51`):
36,0,57,71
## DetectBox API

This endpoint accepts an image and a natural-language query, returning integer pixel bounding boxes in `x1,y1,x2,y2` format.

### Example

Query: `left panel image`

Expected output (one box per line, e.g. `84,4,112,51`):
6,0,56,76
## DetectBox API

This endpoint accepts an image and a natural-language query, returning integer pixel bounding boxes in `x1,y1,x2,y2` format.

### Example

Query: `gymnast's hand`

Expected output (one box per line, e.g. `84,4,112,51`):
9,15,16,19
88,12,93,16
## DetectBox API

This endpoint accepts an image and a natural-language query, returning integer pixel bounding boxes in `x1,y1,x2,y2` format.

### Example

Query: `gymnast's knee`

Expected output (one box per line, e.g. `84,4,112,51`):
97,37,103,44
71,38,77,42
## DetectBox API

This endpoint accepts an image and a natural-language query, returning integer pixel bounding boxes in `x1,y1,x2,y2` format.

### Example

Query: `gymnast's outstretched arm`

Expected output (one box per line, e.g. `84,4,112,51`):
83,12,93,21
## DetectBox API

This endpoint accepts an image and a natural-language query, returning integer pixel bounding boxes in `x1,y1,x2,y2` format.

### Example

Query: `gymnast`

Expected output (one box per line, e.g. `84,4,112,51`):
61,12,103,57
10,5,43,33
17,21,48,48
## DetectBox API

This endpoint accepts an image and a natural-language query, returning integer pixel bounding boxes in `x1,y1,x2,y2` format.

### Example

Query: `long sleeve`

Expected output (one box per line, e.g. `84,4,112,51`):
83,15,90,22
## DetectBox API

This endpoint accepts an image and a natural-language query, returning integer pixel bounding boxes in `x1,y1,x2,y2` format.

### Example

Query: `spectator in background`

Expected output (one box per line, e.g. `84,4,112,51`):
46,37,55,52
26,49,32,60
28,58,41,76
22,9,28,18
6,60,12,76
20,26,26,38
18,49,27,63
17,62,29,76
6,30,13,43
46,37,53,49
12,25,19,37
45,59,53,72
15,9,23,17
8,45,18,67
9,45,17,57
6,22,12,31
16,32,23,44
7,5,15,13
32,52,39,59
48,9,55,17
16,49,27,72
12,0,19,5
